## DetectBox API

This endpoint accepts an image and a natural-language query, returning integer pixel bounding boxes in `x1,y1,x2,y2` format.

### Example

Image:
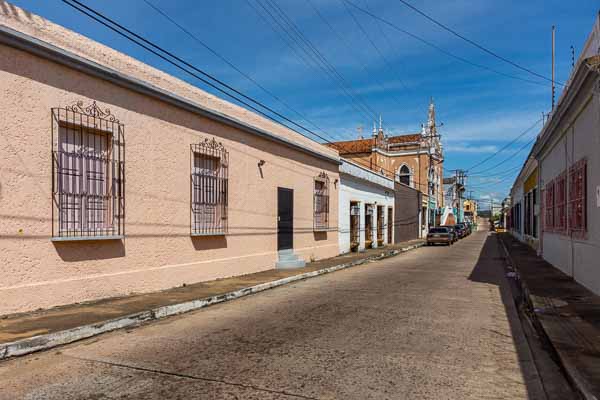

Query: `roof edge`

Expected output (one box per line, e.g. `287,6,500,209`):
0,24,341,165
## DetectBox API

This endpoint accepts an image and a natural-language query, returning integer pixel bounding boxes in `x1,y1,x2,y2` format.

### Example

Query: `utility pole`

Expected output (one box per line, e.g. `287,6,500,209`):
552,25,556,110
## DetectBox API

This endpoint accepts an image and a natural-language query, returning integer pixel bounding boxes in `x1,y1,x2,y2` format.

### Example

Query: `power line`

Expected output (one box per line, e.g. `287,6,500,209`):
343,0,550,87
60,0,333,144
60,0,538,199
254,0,379,121
141,0,336,140
396,0,563,86
59,0,432,191
471,135,537,175
339,0,409,92
305,0,410,110
466,118,542,172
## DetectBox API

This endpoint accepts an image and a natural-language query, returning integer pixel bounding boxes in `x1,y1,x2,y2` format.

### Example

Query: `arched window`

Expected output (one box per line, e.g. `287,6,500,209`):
397,165,411,186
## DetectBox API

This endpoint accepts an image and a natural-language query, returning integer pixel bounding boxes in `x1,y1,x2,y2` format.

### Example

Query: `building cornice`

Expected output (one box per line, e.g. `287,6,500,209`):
532,56,598,160
373,147,443,161
0,25,341,165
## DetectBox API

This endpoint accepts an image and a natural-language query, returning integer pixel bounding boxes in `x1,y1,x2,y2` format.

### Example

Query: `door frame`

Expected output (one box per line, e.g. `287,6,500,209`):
277,187,294,251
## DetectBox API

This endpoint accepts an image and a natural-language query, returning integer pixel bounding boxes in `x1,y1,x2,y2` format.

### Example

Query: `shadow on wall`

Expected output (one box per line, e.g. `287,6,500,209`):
313,231,328,241
191,235,228,251
53,239,125,262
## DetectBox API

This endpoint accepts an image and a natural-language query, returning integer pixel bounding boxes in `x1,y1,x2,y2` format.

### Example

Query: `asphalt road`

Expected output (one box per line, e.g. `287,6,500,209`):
0,230,554,399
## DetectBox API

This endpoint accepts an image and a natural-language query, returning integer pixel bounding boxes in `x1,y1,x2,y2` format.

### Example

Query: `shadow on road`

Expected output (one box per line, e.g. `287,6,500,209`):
467,233,550,399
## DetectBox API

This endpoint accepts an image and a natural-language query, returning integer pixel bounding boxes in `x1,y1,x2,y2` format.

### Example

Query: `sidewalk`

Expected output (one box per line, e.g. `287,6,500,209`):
499,233,600,400
0,239,424,360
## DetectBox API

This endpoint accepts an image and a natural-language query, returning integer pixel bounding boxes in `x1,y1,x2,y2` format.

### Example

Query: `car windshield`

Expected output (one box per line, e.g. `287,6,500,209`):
429,228,448,233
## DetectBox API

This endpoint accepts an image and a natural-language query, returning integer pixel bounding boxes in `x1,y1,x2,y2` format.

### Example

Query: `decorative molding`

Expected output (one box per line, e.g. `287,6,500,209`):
199,137,226,152
316,171,330,182
66,100,120,123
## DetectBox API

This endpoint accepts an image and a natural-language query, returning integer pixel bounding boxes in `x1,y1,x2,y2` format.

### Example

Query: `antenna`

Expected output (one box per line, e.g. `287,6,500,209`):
570,45,575,69
552,25,556,110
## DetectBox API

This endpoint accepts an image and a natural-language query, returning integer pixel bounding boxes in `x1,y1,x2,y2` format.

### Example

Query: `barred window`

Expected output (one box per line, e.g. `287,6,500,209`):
544,180,555,231
51,101,125,240
314,172,330,231
191,138,228,235
555,173,567,233
568,159,587,237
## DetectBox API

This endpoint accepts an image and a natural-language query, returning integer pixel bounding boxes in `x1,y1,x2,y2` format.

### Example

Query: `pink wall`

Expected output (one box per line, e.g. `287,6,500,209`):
0,2,339,315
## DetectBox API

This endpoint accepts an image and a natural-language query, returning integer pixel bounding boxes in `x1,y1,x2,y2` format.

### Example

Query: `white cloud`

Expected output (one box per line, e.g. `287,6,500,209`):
445,145,498,154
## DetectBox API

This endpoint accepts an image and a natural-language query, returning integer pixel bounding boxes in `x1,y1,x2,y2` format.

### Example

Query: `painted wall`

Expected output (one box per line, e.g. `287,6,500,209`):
393,182,420,242
0,4,339,314
338,161,394,254
538,72,600,295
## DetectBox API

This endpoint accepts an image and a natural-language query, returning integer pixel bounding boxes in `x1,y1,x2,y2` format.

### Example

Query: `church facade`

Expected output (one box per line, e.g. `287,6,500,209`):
327,102,444,237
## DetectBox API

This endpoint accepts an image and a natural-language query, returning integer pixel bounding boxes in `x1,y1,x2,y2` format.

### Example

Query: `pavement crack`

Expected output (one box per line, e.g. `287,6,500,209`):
484,328,512,339
67,355,320,399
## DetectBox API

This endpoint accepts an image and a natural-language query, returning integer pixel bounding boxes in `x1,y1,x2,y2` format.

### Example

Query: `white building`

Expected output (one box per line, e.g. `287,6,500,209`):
338,159,395,254
526,15,600,294
509,156,540,250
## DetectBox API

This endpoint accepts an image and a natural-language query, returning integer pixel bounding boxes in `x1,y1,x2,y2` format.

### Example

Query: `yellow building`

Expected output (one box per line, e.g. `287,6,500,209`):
463,199,477,224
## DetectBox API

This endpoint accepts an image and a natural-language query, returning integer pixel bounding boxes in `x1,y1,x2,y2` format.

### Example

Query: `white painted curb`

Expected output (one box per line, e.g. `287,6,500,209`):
0,243,424,360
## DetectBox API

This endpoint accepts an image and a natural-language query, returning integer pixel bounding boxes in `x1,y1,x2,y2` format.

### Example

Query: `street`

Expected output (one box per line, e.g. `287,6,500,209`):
0,229,564,399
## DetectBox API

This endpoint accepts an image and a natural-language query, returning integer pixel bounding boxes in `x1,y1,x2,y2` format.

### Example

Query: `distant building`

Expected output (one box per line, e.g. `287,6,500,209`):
441,175,465,225
327,101,444,237
463,199,478,224
508,157,539,250
338,159,395,253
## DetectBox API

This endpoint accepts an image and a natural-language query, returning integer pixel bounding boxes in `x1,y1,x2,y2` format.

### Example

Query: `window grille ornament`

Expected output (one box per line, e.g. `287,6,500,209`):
313,172,330,230
51,100,125,239
191,138,229,235
65,100,120,123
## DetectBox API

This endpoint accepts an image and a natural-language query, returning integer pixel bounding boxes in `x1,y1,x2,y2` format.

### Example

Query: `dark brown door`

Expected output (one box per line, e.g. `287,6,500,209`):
277,188,293,251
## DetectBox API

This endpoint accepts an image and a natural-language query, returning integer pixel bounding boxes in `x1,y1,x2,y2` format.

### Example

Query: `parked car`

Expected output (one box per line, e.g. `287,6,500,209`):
454,224,467,238
459,223,471,236
463,222,472,234
427,227,453,246
440,226,458,243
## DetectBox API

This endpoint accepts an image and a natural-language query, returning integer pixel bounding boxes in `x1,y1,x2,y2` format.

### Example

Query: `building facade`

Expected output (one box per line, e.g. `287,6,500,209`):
441,175,465,225
327,101,444,237
0,3,340,315
516,15,600,295
394,182,422,242
463,199,478,225
338,160,395,254
508,157,540,250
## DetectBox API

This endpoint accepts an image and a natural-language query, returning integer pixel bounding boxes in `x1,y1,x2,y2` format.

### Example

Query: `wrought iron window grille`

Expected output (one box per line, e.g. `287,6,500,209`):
313,172,330,231
51,101,125,240
191,138,229,236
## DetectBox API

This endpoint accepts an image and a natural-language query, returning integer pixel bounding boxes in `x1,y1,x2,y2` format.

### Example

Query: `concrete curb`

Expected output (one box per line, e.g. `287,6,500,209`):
0,242,424,361
498,235,595,400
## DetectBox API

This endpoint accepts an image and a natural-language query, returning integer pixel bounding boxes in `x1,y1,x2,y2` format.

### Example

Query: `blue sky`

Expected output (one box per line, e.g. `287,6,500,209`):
9,0,599,205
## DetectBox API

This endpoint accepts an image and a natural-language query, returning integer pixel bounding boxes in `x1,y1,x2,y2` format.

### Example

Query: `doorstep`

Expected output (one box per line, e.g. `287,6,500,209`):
498,233,600,400
0,239,424,360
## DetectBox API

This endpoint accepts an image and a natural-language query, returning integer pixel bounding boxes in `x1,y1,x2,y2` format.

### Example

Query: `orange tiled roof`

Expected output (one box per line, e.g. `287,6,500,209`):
326,138,374,154
328,133,422,154
388,133,421,144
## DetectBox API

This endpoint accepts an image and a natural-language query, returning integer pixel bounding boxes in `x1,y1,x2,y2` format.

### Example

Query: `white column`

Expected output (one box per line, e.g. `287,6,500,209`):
383,206,388,246
372,205,379,249
358,201,365,252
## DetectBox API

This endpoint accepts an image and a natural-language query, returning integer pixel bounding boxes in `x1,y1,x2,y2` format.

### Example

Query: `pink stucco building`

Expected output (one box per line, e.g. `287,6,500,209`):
0,1,340,315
